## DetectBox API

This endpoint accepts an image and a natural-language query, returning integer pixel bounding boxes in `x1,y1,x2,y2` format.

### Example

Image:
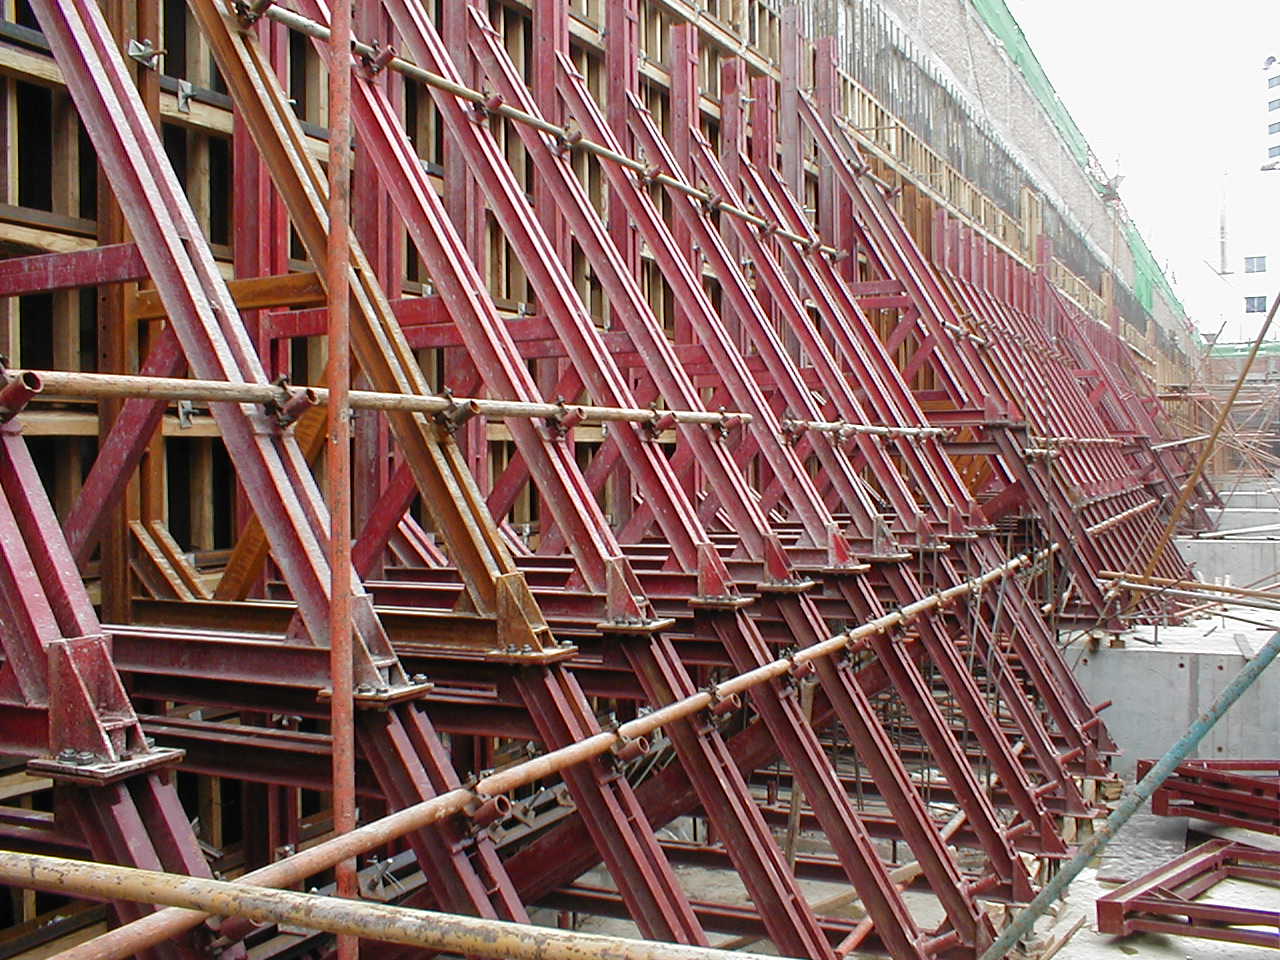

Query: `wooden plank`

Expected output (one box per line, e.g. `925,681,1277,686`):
187,440,215,554
128,520,193,600
0,78,19,363
129,270,324,320
50,87,83,517
0,771,53,801
13,409,221,437
0,220,96,254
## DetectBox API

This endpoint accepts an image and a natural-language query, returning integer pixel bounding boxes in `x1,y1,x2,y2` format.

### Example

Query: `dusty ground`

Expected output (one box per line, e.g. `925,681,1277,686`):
1040,818,1279,960
540,810,1279,959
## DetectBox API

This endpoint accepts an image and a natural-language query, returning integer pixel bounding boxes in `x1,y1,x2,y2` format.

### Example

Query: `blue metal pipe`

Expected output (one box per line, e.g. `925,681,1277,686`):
979,628,1280,959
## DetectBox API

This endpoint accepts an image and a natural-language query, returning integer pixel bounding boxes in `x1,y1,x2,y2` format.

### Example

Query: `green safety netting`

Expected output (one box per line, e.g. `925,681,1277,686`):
968,0,1190,325
966,0,1090,166
1123,222,1187,318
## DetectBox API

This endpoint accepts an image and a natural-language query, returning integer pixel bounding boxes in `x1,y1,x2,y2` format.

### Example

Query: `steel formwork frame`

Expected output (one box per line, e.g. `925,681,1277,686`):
0,1,1216,958
1096,839,1280,949
1139,759,1280,835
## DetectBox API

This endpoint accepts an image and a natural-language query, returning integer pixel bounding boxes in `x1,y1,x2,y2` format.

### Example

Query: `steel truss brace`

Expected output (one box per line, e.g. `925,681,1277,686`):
605,69,1087,828
30,0,396,675
465,24,1034,957
211,0,833,948
186,0,718,937
37,0,530,934
330,5,1008,957
795,90,1185,628
468,22,1018,957
368,4,933,953
642,77,1070,854
707,76,1108,781
789,94,1116,754
936,229,1198,589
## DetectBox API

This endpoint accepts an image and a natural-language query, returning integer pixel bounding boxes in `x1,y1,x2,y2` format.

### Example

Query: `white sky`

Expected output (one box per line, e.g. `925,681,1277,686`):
1005,0,1280,342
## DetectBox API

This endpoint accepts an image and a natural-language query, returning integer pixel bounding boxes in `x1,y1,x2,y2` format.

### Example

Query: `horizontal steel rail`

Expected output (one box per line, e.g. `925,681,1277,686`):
1139,759,1279,834
1096,840,1280,948
2,369,747,427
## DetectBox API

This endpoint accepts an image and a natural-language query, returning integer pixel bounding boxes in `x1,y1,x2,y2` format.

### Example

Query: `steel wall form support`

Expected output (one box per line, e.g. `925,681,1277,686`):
0,3,1214,960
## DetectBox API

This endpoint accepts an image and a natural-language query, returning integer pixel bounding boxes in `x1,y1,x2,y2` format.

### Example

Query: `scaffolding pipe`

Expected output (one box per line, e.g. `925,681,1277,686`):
6,369,747,427
978,627,1280,960
0,852,776,960
1100,570,1280,603
1088,498,1156,535
1150,434,1209,452
782,418,948,439
1029,436,1125,448
325,0,356,953
1108,581,1280,616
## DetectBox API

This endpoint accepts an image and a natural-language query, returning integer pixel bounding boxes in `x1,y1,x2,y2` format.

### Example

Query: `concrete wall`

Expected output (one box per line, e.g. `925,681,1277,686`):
1075,638,1280,776
1207,490,1280,508
1179,537,1280,586
1206,508,1280,533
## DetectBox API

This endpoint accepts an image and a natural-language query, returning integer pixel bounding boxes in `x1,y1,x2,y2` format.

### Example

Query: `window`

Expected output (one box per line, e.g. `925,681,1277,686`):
1246,256,1268,273
1271,98,1280,111
1246,296,1268,313
1271,75,1280,88
1271,121,1280,134
1271,145,1280,158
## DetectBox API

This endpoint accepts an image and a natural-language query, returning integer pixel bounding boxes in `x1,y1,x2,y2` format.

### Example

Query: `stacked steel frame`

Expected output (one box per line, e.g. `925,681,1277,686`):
1096,840,1280,950
0,1,1214,958
1097,761,1279,950
1140,758,1279,836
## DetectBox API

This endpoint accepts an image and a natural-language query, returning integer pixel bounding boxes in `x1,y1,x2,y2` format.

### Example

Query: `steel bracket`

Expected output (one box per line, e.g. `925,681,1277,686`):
316,679,435,711
28,746,186,786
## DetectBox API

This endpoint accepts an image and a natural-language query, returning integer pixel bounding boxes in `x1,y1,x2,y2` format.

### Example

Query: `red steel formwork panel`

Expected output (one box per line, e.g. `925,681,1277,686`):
1097,839,1280,949
0,1,1213,959
1140,759,1280,835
